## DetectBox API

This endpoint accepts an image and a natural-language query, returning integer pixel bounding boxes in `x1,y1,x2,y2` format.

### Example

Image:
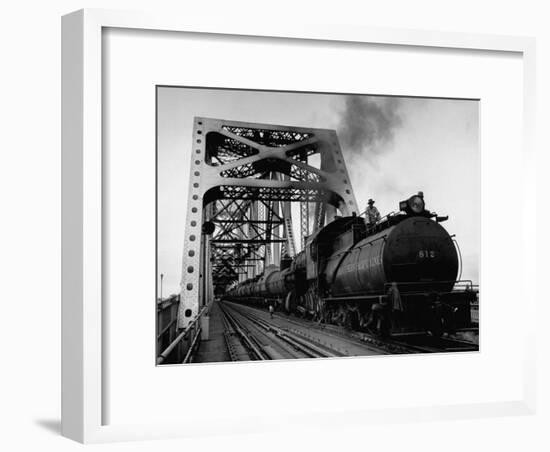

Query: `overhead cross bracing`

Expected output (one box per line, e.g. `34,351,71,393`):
177,117,358,328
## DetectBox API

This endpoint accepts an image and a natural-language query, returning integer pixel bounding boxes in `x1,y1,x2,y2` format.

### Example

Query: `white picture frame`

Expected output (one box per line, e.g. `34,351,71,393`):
62,8,536,443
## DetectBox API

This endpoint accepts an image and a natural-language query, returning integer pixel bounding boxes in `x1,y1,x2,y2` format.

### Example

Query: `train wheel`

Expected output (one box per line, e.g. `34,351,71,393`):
427,302,453,337
284,291,294,313
379,316,391,338
345,309,360,330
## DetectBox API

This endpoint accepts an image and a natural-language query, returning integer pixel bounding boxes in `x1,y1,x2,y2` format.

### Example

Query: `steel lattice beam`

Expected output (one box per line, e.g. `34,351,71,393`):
177,117,359,328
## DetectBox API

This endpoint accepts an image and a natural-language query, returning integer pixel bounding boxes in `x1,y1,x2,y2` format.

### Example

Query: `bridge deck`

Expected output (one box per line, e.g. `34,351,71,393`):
193,300,230,363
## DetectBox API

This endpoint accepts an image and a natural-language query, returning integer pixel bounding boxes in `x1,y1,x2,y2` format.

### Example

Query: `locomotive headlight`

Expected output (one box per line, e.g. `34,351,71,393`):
399,194,426,214
408,195,425,214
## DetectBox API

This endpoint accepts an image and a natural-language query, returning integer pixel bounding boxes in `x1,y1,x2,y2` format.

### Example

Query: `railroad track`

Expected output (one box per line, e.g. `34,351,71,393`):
219,302,268,361
312,321,479,354
219,301,344,361
223,301,478,356
386,333,479,353
221,301,386,359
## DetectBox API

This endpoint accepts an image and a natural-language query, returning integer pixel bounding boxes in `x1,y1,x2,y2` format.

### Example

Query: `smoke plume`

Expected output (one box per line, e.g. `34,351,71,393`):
338,96,402,158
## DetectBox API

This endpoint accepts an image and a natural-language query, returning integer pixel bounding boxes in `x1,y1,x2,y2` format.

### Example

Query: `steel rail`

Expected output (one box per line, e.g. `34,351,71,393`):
220,307,241,361
227,301,478,356
249,305,391,354
219,302,268,360
223,302,339,359
246,312,337,358
386,335,479,354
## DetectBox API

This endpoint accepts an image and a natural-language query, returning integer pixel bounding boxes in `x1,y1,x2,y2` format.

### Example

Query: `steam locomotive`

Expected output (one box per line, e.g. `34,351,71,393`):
226,194,477,337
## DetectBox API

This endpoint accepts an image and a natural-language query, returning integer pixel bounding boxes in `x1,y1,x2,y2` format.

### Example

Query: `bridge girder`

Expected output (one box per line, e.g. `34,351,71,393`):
177,117,359,328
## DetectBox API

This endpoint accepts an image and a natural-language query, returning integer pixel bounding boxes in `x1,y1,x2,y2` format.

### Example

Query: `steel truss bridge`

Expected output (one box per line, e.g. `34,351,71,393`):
177,117,359,328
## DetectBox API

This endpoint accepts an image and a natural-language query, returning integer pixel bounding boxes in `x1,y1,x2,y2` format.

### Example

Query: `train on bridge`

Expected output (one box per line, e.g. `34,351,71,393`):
226,193,478,337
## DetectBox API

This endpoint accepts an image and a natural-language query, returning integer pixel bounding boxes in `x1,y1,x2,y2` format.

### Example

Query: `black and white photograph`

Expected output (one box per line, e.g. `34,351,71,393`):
156,87,480,365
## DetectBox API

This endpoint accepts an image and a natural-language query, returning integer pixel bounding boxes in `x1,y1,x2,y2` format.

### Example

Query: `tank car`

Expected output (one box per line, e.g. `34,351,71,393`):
226,193,477,337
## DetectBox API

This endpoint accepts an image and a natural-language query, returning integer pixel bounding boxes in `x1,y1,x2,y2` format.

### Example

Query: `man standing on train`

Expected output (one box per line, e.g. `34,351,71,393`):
365,198,381,227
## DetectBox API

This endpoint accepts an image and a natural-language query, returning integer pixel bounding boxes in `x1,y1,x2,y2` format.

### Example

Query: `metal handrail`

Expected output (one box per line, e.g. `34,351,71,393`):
383,279,477,292
156,304,209,365
182,327,202,364
156,318,177,341
453,239,463,281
